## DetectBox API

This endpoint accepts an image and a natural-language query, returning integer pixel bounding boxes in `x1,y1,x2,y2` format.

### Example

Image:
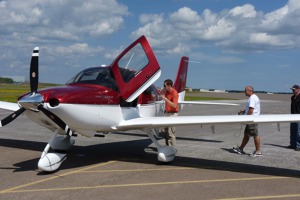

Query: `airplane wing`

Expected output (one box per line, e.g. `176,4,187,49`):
117,114,300,129
0,101,20,112
179,100,239,106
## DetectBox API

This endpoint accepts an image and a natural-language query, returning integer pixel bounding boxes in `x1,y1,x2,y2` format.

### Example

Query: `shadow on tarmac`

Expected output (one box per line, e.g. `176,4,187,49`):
112,131,223,143
0,137,299,178
264,143,289,149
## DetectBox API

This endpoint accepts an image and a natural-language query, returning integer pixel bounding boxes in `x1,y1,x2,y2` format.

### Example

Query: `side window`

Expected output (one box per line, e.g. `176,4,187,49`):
117,43,149,82
78,71,99,81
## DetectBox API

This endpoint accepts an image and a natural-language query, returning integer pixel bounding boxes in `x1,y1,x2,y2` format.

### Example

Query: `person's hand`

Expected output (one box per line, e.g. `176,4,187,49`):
238,110,245,115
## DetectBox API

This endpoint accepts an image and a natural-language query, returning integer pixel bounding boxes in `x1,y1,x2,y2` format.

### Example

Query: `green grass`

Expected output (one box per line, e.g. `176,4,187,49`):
0,83,61,102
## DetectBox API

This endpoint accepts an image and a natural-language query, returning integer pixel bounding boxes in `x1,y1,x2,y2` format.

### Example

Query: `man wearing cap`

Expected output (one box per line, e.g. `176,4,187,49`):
288,84,300,151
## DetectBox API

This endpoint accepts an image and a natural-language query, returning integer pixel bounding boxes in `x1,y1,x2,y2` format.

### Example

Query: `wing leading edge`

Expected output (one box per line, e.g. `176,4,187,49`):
0,101,20,111
117,114,300,129
178,100,239,106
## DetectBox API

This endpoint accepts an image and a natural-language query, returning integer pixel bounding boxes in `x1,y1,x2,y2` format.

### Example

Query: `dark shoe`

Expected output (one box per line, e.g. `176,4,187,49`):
295,148,300,151
233,146,245,155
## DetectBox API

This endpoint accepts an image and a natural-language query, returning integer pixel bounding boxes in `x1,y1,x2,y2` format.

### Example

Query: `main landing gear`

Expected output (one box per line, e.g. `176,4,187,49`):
144,129,177,162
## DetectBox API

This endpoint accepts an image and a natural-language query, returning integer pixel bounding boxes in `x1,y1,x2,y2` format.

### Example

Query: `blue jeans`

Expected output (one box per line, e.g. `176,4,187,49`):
290,122,300,148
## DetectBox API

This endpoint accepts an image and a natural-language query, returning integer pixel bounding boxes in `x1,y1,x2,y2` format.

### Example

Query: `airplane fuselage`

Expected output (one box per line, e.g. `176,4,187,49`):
19,66,165,137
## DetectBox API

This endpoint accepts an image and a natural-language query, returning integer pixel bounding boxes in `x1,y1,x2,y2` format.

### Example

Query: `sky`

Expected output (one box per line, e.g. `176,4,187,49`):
0,0,299,93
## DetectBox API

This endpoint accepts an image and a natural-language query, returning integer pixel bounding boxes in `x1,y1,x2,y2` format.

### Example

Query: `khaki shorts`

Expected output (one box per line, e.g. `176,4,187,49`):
245,124,258,137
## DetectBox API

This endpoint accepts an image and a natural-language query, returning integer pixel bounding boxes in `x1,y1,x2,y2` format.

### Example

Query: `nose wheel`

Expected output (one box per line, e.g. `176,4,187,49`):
38,134,75,172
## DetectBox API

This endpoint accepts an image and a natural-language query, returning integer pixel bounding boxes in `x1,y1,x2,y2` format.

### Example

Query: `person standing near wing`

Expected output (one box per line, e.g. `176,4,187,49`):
288,84,300,151
159,79,179,146
233,85,262,157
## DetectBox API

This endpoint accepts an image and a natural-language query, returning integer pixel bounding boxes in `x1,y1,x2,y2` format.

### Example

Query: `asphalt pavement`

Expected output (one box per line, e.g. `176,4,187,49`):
0,93,299,200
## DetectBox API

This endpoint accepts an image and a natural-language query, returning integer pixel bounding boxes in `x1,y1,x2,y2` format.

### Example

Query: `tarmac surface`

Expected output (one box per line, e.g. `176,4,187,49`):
0,93,299,200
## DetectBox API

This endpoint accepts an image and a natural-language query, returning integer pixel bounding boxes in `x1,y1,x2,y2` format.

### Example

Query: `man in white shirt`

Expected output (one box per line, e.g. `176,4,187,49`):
233,85,262,157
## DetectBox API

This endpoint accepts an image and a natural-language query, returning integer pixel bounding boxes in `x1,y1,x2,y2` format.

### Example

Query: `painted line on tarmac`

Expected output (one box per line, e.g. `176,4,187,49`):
218,193,300,200
0,160,116,194
81,166,196,173
0,176,288,194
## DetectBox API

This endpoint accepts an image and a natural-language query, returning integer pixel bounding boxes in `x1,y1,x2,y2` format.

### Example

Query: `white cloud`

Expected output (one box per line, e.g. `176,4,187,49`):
203,19,236,40
166,43,190,54
249,33,293,47
0,0,129,78
229,4,256,18
0,0,129,43
0,1,6,8
139,13,164,24
262,0,300,35
46,43,103,58
170,7,201,23
262,5,289,29
132,0,300,56
89,17,125,36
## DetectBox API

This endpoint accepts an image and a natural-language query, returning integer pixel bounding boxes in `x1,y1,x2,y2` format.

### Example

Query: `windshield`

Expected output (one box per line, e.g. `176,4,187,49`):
66,67,118,90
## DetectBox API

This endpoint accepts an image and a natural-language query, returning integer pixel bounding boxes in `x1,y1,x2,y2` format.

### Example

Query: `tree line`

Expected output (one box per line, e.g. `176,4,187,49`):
0,77,14,83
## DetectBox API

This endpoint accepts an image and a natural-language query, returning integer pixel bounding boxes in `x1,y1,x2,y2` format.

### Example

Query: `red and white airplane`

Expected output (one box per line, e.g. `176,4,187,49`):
1,35,300,172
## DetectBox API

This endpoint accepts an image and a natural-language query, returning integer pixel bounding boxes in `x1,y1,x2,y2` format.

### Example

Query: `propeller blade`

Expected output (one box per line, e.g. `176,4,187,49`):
37,105,74,136
30,47,39,94
0,107,25,127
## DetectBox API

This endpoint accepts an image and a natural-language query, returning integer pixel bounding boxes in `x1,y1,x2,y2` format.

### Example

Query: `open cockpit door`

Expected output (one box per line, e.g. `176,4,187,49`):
111,35,161,102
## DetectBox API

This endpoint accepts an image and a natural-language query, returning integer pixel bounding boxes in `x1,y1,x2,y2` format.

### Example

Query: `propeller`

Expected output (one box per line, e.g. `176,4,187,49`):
0,107,25,127
1,46,75,137
30,47,39,94
0,47,39,127
37,105,74,136
28,47,72,135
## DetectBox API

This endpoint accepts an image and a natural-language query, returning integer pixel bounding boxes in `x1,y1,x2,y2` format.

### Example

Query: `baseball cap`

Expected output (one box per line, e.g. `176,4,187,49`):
290,85,300,90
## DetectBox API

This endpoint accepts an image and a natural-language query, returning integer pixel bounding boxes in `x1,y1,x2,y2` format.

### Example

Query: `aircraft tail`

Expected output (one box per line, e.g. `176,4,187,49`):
173,56,189,102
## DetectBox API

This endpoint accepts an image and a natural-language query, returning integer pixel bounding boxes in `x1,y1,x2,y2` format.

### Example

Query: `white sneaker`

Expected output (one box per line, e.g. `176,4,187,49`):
249,151,262,157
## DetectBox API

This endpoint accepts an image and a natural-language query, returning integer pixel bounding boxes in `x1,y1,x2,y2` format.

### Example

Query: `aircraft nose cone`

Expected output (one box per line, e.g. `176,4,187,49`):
18,93,44,111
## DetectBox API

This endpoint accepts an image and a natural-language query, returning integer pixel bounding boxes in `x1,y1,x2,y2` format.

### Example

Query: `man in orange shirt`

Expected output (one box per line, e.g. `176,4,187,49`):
159,79,179,146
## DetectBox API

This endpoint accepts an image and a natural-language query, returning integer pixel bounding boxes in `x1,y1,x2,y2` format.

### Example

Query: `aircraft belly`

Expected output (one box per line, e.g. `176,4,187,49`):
44,104,123,132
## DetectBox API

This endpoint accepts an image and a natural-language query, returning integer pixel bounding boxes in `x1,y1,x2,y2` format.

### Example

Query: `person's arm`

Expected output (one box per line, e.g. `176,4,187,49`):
161,95,177,108
247,107,254,115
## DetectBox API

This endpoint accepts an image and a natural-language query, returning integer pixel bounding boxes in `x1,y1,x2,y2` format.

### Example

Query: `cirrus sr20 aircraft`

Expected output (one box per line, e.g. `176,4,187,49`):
1,35,300,172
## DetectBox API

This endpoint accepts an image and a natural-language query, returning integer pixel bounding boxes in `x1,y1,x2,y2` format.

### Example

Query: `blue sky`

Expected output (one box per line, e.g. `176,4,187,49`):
0,0,299,92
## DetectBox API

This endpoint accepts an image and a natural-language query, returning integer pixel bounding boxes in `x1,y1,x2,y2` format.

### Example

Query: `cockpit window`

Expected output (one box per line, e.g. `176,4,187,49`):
66,67,118,90
117,43,149,82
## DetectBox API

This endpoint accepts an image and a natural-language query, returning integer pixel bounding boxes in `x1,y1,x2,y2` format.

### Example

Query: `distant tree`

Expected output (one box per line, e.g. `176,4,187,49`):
0,77,14,83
